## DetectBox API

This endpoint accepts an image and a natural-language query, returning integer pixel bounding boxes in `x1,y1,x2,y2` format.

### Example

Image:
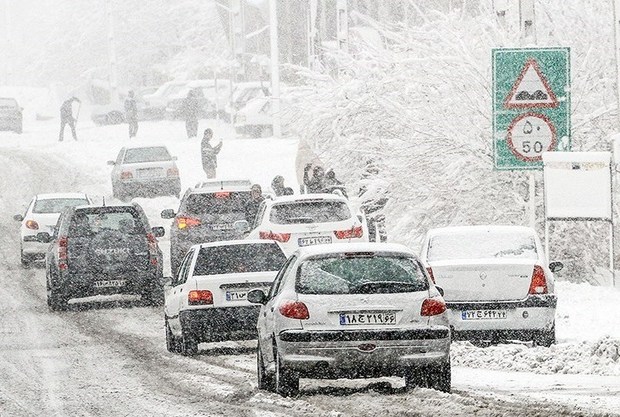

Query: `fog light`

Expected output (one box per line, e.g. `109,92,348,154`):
522,311,529,319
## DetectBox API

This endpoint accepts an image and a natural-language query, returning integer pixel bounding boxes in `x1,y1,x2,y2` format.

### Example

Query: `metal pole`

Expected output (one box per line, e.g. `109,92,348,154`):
613,0,620,125
529,172,536,229
269,0,282,138
3,0,11,85
611,161,616,286
519,0,536,44
105,0,119,108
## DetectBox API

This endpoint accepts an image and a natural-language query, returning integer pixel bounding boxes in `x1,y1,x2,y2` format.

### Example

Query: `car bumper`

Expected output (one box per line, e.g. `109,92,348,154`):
179,307,261,342
117,178,181,196
54,270,161,299
276,327,451,378
21,239,50,257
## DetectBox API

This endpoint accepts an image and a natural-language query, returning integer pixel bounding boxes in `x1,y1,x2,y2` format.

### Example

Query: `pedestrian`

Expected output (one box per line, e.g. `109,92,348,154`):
59,96,81,142
179,90,200,138
124,90,138,138
303,163,326,194
201,128,223,179
244,184,265,224
271,175,286,196
359,159,388,242
324,169,348,198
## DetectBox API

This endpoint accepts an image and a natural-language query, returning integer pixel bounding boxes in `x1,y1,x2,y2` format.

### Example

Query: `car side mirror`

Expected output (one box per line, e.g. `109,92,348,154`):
549,261,564,273
247,289,268,305
13,214,24,222
151,226,165,238
435,285,445,297
36,232,53,243
107,160,116,166
161,209,176,219
233,220,250,233
163,276,173,287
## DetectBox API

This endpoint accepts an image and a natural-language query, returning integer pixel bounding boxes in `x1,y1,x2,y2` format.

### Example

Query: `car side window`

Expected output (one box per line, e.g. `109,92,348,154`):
116,148,125,165
175,250,194,286
268,255,297,300
253,203,267,230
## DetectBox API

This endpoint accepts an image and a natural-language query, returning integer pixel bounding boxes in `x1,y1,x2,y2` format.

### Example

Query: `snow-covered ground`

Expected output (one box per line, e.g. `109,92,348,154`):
0,119,619,416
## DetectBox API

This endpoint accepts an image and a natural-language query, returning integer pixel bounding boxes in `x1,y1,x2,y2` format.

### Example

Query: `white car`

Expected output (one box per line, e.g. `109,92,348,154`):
13,193,92,267
419,225,563,347
164,240,287,356
246,193,368,256
248,243,451,397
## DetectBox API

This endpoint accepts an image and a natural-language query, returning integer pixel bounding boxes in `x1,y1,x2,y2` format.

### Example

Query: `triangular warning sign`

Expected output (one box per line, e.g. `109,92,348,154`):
503,58,558,109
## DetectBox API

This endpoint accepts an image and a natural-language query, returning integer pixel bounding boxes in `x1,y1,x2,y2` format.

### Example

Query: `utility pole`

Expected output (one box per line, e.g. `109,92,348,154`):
493,0,508,30
307,0,319,71
614,0,620,125
3,0,11,85
104,0,120,108
336,0,348,53
269,0,281,138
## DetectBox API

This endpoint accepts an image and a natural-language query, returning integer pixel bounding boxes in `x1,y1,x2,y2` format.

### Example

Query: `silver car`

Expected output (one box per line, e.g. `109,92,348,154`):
248,242,451,397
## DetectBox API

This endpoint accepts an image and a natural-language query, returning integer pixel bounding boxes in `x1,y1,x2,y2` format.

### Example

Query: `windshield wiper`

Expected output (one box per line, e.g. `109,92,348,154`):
352,281,421,294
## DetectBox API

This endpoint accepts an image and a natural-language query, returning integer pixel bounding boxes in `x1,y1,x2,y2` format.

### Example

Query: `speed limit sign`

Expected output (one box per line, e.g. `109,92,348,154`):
507,113,556,162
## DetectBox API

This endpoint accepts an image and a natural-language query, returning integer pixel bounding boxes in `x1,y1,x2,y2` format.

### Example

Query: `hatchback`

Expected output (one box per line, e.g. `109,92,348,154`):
248,243,451,396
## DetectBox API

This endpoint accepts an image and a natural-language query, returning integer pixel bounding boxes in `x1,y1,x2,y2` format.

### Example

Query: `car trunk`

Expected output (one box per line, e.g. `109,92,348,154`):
193,271,276,307
272,219,358,247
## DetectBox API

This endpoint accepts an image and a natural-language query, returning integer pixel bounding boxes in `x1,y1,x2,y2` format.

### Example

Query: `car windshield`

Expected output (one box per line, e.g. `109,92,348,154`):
184,191,250,215
32,198,89,214
0,98,18,107
69,208,144,237
427,230,538,261
270,200,351,224
123,147,171,163
297,255,429,295
193,243,286,275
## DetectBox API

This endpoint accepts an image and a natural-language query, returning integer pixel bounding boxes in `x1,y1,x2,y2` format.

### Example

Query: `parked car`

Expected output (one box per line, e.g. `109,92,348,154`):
14,193,92,267
0,97,23,134
248,243,452,396
165,79,231,120
40,203,165,311
246,193,368,256
108,145,181,201
141,80,188,120
223,81,270,123
164,239,287,355
161,179,253,276
419,225,563,347
234,97,273,137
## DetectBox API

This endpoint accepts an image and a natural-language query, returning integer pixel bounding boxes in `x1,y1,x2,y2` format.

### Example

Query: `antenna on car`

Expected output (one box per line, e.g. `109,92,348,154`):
102,196,106,206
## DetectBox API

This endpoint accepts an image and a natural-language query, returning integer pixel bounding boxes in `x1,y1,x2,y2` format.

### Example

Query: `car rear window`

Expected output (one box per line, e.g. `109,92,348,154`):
123,147,171,163
0,98,18,107
193,243,287,275
270,200,351,224
69,208,145,237
427,231,538,262
297,255,429,295
184,191,250,215
33,198,89,214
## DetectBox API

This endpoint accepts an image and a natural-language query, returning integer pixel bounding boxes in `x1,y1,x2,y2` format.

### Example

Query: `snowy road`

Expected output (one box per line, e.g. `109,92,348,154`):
0,120,618,416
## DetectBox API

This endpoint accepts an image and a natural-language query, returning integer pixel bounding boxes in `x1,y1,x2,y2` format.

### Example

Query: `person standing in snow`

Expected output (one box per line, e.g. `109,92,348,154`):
244,184,265,224
271,175,287,197
359,159,388,242
179,90,200,138
200,128,222,178
58,96,81,142
303,163,326,194
124,90,139,138
323,169,348,198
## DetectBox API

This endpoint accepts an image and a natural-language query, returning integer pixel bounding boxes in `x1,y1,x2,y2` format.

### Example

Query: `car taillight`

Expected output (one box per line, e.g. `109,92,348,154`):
175,216,201,230
188,290,213,305
25,220,39,230
259,231,291,243
421,298,446,316
334,225,363,239
279,301,309,320
426,266,436,284
167,167,179,177
528,265,548,294
58,236,68,271
146,233,158,265
120,171,133,180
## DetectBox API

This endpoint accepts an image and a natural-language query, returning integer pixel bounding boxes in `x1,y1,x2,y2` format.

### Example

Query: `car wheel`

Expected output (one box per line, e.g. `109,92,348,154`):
428,360,451,393
165,317,177,353
180,328,198,356
275,349,299,397
257,341,275,392
404,366,427,390
533,324,556,347
47,282,68,312
15,124,23,134
141,284,164,307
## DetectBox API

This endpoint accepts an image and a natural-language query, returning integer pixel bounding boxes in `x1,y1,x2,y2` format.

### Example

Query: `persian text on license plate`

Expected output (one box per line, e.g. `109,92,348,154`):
94,280,126,288
461,309,507,320
226,291,247,301
298,236,332,247
212,223,233,231
339,312,396,325
137,168,163,178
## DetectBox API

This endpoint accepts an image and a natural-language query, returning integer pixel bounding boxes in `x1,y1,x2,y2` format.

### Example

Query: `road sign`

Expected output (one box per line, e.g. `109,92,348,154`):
493,48,570,170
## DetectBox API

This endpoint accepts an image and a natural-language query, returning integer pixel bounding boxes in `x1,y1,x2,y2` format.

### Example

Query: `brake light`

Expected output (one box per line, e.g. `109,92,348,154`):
279,301,309,320
167,167,179,177
421,298,446,316
334,225,363,239
426,267,436,283
528,265,548,294
259,231,291,243
120,171,133,180
25,220,39,230
176,216,201,230
188,290,213,305
214,191,230,199
146,233,158,265
58,236,68,271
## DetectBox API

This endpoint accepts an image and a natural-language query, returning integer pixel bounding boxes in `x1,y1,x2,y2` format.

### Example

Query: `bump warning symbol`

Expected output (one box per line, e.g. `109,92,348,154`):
503,58,558,109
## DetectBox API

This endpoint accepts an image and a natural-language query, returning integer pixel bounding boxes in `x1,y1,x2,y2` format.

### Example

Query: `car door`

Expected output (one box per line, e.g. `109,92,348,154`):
112,148,125,183
165,249,195,330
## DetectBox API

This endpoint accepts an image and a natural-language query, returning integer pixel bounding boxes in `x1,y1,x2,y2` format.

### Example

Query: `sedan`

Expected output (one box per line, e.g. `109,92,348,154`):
0,97,23,134
248,243,451,397
419,225,563,347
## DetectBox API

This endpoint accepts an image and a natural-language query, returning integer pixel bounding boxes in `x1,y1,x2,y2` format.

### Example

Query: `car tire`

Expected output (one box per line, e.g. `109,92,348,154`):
275,349,299,397
428,360,451,393
179,328,198,356
533,324,556,347
47,282,68,312
15,124,23,134
141,284,164,307
257,341,276,392
404,366,427,389
165,317,177,353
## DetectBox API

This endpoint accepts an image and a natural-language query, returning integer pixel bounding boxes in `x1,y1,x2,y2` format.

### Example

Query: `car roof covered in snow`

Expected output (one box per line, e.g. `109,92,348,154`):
268,193,349,204
425,225,536,237
191,239,282,251
294,242,415,260
122,144,170,151
192,179,253,193
36,192,89,200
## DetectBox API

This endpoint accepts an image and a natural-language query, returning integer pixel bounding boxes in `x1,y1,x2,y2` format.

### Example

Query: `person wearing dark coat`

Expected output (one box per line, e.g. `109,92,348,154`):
359,160,388,242
59,96,81,141
200,128,223,178
244,184,265,224
303,163,326,194
271,175,286,196
323,169,348,198
179,90,201,138
124,90,139,138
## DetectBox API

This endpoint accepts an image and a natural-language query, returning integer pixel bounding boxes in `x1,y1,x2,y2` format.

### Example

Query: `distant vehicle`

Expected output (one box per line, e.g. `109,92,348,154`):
419,225,563,347
0,97,23,134
14,193,92,267
141,80,188,120
165,79,231,120
248,243,452,396
107,145,181,201
246,193,368,256
234,97,273,137
161,179,253,276
40,203,165,311
164,239,287,355
223,81,270,122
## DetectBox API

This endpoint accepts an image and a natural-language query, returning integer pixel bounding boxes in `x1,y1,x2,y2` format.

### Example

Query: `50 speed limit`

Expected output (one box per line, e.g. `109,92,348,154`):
507,113,556,162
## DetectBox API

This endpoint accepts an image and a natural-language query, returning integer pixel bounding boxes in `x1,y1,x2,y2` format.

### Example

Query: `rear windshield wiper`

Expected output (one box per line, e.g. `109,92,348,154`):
352,281,422,294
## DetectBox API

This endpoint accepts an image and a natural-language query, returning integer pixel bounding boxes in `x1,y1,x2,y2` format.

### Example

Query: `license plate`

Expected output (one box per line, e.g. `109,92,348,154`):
225,291,247,301
461,310,508,320
94,280,126,288
339,312,396,325
137,168,163,178
298,236,332,247
212,223,233,231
